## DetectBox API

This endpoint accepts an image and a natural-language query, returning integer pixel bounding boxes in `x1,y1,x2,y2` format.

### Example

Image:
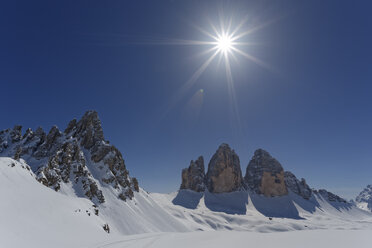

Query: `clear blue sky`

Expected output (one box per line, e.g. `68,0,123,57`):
1,1,371,200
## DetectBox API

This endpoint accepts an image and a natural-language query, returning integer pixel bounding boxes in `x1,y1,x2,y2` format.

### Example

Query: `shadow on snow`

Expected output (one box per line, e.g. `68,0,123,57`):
172,189,353,219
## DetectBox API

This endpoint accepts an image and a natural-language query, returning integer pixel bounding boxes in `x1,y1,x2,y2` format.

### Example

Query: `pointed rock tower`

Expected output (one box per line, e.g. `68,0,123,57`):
180,156,206,192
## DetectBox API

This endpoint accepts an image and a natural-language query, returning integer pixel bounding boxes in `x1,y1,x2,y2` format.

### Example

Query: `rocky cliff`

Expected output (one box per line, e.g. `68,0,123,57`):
0,111,138,204
245,149,288,197
206,144,244,193
177,144,346,203
284,171,312,199
180,156,206,192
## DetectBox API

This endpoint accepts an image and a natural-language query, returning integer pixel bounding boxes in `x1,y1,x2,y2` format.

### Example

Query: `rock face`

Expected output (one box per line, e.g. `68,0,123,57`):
355,185,372,212
206,144,243,193
284,171,312,199
245,149,288,197
180,156,205,192
314,189,347,203
177,145,349,205
0,111,138,204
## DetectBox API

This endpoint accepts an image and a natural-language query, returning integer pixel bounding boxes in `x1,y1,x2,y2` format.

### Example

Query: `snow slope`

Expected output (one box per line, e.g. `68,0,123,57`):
0,157,188,248
88,230,371,248
0,157,108,248
2,157,372,248
151,190,372,232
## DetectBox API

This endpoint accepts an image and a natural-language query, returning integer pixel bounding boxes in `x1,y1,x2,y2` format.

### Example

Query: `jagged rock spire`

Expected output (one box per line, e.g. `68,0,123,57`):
74,110,105,149
180,156,205,192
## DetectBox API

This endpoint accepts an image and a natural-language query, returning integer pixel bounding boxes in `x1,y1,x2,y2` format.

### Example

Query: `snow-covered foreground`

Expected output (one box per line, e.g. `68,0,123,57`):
90,230,370,248
0,157,186,248
0,157,108,248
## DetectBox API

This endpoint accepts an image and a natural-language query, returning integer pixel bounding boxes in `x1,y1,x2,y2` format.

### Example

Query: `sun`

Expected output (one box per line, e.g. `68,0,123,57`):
160,14,272,126
216,34,233,53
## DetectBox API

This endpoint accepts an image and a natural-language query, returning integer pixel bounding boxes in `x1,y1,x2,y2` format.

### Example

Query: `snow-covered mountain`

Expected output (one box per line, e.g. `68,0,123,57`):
0,111,189,236
0,111,138,204
1,112,372,248
356,185,372,212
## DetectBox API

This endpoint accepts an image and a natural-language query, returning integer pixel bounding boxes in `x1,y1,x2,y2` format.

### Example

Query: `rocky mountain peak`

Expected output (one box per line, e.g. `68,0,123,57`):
180,156,205,192
64,118,77,134
71,110,105,149
0,111,138,205
206,143,243,193
11,125,23,143
47,126,62,142
253,148,271,158
245,149,288,197
177,144,350,204
248,149,284,174
35,127,46,138
218,143,230,149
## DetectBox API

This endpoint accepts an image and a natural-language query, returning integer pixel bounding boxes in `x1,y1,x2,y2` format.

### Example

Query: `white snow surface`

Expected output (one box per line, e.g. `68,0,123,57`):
1,157,372,248
84,230,371,248
0,157,186,248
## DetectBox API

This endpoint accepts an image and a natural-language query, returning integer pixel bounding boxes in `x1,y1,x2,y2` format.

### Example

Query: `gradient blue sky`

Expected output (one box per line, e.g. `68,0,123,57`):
1,1,371,199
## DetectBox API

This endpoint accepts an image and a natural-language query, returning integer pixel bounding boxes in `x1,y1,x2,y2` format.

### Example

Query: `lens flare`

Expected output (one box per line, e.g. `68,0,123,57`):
216,34,233,53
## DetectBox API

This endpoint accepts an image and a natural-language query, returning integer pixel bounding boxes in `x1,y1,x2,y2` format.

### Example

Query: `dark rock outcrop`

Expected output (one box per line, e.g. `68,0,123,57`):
10,125,22,143
284,171,312,199
180,156,205,192
33,126,62,159
314,189,347,203
0,110,138,204
245,149,288,197
206,144,243,193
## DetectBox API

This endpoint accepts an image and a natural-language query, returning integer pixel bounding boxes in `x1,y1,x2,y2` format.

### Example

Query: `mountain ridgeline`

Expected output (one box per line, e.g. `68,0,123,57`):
180,143,346,203
0,111,139,205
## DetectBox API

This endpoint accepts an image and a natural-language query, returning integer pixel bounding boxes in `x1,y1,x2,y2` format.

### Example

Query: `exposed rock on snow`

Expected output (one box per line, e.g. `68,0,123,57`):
206,144,243,193
180,156,206,192
177,144,348,209
314,189,347,203
284,171,312,199
355,185,372,212
0,111,138,204
245,149,288,197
